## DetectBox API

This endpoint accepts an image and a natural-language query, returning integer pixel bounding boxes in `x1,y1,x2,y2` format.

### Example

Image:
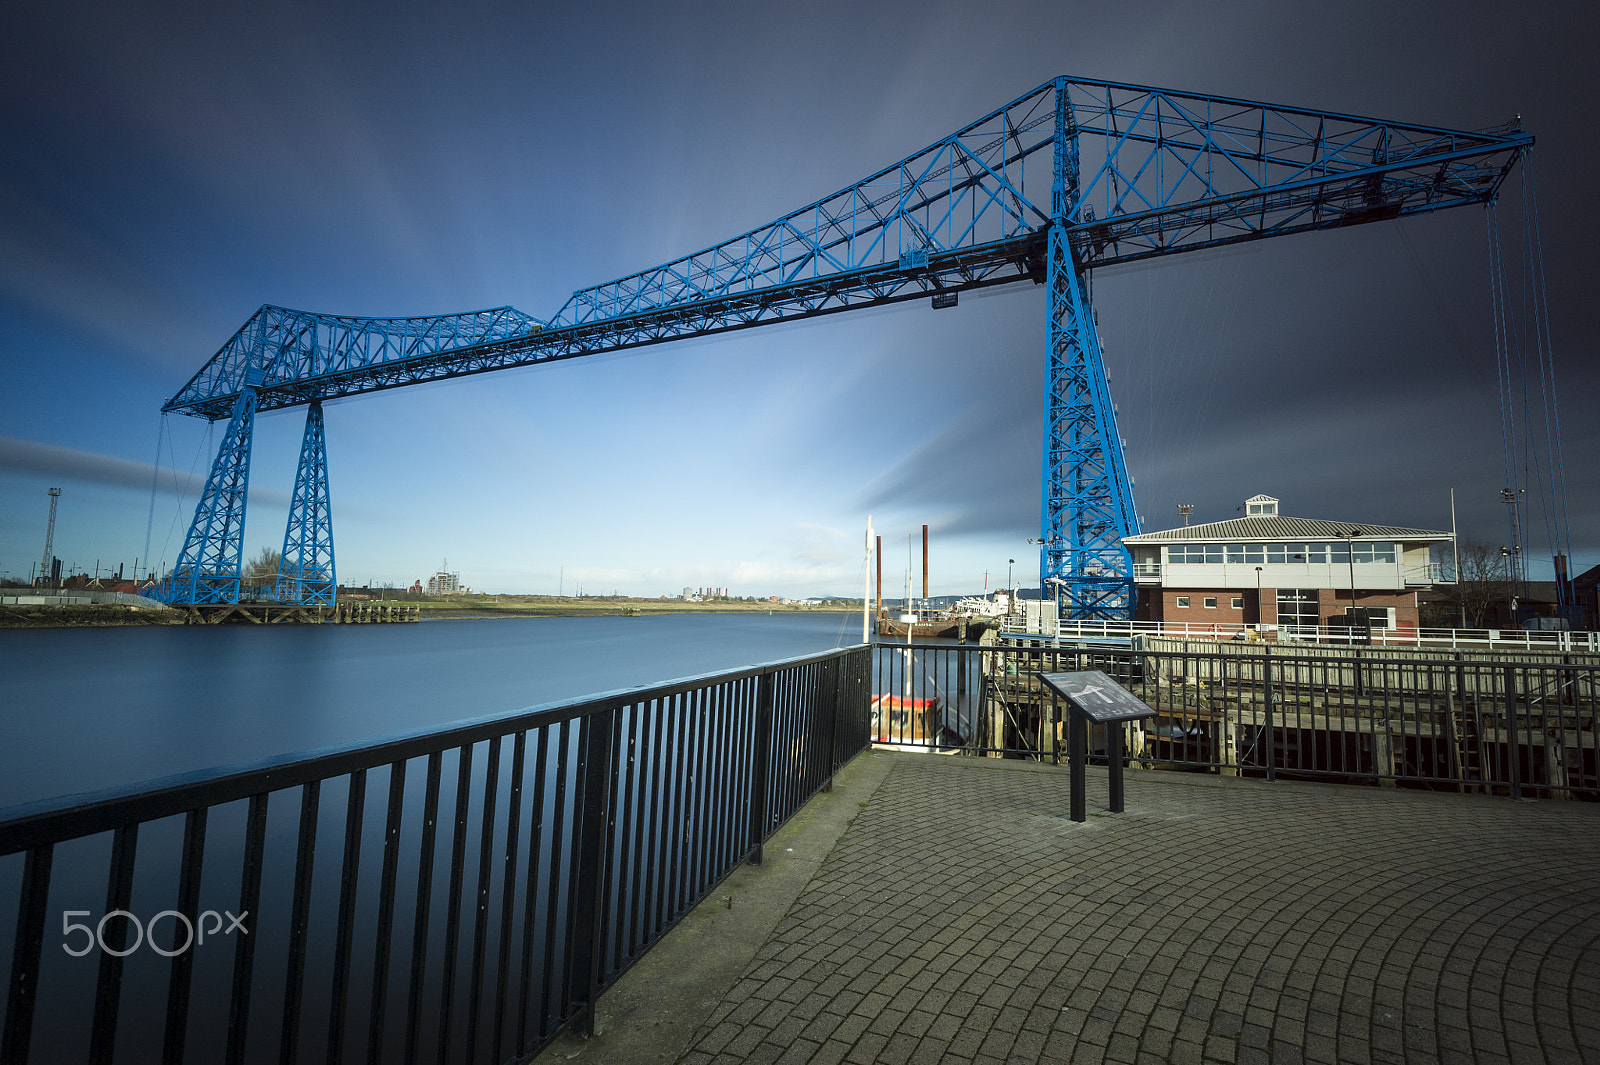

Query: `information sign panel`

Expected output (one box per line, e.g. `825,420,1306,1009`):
1038,670,1155,723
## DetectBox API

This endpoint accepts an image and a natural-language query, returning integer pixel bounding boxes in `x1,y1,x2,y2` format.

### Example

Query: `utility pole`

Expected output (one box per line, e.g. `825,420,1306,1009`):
38,488,60,588
863,516,873,644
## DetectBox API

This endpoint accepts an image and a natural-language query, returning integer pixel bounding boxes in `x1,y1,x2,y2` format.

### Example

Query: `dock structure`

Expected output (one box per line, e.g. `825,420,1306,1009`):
173,600,421,624
874,634,1600,800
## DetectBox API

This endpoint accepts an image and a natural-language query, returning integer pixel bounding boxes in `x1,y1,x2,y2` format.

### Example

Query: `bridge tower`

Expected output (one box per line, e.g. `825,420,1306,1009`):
1042,79,1140,618
277,401,336,606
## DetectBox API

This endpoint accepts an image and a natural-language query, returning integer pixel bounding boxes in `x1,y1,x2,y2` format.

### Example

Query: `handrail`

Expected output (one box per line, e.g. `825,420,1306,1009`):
0,644,872,1064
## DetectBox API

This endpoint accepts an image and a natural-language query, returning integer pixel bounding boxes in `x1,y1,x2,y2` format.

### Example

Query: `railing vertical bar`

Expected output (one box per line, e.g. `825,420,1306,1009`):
771,671,790,819
569,705,618,1035
707,683,730,875
514,727,550,1054
364,762,407,1065
1506,665,1522,799
609,707,637,972
88,822,139,1065
162,809,206,1065
225,792,269,1065
626,703,653,959
463,734,503,1061
750,672,775,861
640,698,665,945
537,721,571,1039
403,751,444,1065
490,731,526,1065
687,687,710,899
719,680,744,870
667,693,690,916
280,780,321,1065
326,768,366,1065
602,705,628,978
2,844,54,1065
701,686,722,884
683,689,701,902
437,744,475,1060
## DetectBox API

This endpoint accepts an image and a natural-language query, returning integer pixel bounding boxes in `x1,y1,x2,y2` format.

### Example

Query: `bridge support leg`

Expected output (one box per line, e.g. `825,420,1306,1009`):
1042,80,1138,621
1041,226,1139,620
166,387,258,605
277,401,336,607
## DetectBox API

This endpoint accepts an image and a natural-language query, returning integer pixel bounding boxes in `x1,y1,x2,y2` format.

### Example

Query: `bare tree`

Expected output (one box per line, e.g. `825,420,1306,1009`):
1440,538,1514,628
245,547,282,585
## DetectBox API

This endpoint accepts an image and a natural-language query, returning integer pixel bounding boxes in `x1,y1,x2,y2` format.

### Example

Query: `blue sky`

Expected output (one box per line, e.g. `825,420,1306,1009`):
2,0,1596,597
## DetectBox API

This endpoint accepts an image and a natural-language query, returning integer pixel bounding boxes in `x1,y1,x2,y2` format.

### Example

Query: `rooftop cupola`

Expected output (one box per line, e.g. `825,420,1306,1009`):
1244,495,1279,516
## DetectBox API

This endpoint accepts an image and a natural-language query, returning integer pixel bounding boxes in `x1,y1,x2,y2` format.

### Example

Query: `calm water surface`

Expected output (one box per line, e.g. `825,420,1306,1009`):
0,612,860,808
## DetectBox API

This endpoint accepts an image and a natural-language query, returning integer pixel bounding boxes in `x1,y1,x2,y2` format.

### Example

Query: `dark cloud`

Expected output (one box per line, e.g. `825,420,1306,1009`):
0,436,287,506
0,0,1594,584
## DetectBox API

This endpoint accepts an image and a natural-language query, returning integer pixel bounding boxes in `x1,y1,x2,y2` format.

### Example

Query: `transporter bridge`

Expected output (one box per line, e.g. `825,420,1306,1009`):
152,77,1538,617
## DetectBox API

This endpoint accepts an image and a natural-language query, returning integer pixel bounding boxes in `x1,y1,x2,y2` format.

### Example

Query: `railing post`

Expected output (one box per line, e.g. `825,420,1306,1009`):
821,656,838,791
569,707,618,1037
1263,646,1275,783
748,672,775,864
1505,665,1522,800
2,845,53,1065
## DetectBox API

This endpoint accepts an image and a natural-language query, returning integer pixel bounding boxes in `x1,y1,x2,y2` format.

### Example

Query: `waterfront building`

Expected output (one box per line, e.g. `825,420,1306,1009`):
1124,494,1450,633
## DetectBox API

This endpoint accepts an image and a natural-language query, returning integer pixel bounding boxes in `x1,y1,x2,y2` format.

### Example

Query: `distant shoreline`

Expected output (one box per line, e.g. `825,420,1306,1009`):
0,597,859,628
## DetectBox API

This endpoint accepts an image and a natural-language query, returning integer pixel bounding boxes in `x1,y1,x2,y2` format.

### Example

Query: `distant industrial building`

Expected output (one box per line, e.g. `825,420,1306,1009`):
1125,495,1451,633
427,561,462,596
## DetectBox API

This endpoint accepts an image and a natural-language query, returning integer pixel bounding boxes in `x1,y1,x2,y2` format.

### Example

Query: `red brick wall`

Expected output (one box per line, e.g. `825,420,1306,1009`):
1315,589,1419,629
1145,587,1418,629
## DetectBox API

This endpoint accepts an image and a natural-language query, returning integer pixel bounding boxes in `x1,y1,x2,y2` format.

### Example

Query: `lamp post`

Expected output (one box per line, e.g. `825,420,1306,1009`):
1255,566,1263,629
1341,528,1365,638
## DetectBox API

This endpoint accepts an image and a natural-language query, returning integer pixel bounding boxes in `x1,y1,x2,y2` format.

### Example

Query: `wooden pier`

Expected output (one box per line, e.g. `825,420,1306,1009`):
176,601,422,624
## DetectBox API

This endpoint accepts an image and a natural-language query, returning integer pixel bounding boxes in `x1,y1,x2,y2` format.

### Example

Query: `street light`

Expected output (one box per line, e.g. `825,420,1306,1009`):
1255,566,1263,629
1341,527,1365,637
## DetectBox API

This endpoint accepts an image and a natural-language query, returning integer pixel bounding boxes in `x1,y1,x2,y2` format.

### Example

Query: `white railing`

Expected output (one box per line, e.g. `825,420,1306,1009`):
1000,617,1600,653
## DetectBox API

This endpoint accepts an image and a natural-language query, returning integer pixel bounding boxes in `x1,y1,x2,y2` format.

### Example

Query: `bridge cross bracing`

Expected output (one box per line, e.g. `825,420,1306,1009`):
153,76,1533,614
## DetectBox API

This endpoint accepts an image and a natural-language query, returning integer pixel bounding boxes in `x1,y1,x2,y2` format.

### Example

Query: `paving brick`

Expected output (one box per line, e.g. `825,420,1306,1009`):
671,756,1600,1065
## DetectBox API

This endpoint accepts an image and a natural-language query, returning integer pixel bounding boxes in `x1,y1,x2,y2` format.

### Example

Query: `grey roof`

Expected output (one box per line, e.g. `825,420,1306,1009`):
1124,514,1452,543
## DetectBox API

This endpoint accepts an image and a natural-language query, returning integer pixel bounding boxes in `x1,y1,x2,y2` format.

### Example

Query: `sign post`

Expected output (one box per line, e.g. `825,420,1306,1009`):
1038,670,1156,822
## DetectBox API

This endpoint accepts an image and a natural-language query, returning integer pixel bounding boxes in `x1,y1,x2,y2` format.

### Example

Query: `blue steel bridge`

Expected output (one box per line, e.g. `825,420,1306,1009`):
151,76,1533,616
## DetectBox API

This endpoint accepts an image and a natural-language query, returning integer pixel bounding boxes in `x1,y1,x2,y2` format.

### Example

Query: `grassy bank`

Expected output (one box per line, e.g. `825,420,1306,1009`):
0,604,184,628
0,594,857,627
404,595,855,620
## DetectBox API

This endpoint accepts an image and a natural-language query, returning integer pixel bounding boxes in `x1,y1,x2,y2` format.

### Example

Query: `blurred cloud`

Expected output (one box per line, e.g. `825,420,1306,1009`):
0,435,288,506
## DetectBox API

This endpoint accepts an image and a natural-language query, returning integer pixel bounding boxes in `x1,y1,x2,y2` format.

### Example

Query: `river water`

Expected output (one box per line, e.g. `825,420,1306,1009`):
0,612,861,809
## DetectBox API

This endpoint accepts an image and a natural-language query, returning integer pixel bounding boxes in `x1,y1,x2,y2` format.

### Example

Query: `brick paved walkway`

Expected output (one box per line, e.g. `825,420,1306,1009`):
681,755,1600,1065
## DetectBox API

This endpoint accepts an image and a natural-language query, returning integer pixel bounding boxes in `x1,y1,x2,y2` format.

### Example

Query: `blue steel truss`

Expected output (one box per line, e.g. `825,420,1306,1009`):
157,77,1533,615
277,401,335,607
157,387,257,605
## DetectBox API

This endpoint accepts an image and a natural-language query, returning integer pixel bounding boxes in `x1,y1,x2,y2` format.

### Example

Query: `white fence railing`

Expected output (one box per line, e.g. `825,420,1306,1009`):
1000,616,1600,654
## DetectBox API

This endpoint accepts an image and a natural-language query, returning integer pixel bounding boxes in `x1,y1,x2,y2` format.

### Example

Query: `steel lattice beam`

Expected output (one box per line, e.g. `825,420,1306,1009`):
163,79,1529,422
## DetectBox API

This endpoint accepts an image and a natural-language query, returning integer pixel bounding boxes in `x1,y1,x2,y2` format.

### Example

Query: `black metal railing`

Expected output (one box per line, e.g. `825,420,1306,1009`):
0,645,870,1064
869,639,1599,799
